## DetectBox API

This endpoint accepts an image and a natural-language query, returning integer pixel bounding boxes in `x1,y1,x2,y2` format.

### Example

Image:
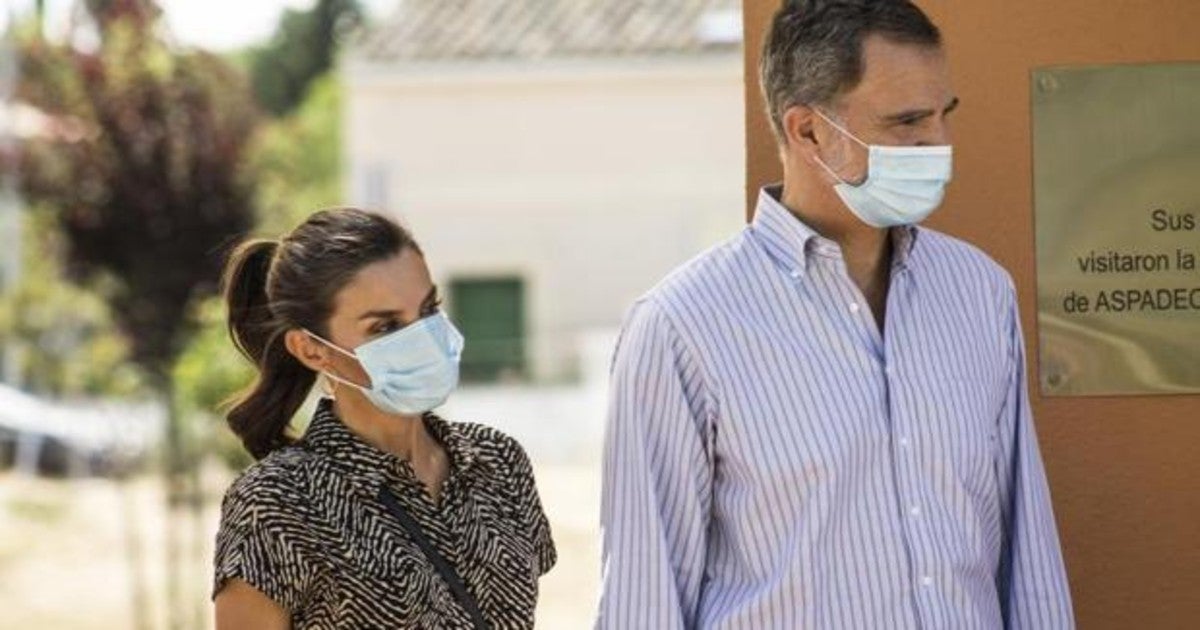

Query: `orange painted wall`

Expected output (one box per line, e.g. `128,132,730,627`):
741,1,1200,628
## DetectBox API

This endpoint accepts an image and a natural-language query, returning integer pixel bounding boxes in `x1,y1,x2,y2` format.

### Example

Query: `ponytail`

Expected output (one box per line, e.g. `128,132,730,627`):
221,239,313,460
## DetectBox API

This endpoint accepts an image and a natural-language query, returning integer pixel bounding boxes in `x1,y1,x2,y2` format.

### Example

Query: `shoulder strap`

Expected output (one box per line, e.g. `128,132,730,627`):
377,486,490,630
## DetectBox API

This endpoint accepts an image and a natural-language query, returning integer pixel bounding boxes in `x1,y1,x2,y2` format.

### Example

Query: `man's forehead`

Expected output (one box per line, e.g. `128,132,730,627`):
848,36,952,108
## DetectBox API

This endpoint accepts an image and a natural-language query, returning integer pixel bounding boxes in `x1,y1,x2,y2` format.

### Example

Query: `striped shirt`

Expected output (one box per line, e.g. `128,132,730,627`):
597,186,1074,629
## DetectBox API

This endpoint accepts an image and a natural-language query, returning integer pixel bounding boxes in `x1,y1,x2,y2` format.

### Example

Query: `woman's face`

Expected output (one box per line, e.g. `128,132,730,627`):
295,247,442,390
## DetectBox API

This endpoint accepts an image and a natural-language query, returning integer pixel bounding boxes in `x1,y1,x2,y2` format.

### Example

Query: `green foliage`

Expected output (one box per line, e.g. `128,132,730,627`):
250,0,362,117
251,74,346,234
172,74,345,468
172,299,249,421
16,5,260,380
0,208,146,398
12,2,348,469
171,297,254,470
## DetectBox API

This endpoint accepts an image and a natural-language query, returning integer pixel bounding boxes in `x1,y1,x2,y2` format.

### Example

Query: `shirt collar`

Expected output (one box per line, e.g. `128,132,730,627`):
303,398,479,486
749,184,920,276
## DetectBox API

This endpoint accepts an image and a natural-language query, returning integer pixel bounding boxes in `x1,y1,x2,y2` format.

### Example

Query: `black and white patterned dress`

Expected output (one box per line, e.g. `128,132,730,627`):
212,398,556,629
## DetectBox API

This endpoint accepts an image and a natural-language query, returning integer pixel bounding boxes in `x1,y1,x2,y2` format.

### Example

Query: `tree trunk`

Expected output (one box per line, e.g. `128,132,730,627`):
118,471,153,630
188,447,207,630
160,374,187,630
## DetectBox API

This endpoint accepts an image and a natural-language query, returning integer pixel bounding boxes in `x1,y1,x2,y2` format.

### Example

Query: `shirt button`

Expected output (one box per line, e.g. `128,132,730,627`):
885,366,895,377
899,437,911,448
849,302,861,314
909,505,921,517
921,575,934,587
789,269,801,279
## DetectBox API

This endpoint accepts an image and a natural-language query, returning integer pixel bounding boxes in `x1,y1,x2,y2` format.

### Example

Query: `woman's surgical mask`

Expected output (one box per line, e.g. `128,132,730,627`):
305,311,465,416
812,108,953,228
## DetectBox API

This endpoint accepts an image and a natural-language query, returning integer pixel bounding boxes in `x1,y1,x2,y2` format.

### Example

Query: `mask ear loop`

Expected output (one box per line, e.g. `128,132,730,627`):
811,108,870,187
303,329,369,394
812,108,868,148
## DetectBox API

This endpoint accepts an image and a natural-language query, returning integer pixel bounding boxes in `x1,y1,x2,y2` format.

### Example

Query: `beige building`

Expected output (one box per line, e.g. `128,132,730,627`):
343,0,744,382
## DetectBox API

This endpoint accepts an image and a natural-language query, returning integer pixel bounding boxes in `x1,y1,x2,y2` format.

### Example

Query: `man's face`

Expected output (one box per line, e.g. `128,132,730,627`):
810,34,958,183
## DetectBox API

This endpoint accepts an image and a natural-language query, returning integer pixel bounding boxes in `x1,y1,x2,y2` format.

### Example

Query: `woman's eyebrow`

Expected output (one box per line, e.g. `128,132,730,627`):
356,286,440,321
357,308,402,321
422,285,441,308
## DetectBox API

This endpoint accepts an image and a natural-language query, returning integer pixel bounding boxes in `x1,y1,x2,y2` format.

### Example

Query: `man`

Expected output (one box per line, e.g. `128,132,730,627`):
596,1,1074,628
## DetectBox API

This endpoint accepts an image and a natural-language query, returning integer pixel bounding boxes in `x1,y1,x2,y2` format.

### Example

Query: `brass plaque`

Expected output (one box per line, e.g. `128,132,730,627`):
1033,62,1200,396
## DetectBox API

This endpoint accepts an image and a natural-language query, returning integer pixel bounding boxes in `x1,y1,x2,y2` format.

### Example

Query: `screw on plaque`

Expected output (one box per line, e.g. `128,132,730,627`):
1036,73,1060,94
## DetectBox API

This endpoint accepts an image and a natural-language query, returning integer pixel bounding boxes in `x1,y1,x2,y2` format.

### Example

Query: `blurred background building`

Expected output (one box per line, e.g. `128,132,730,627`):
0,1,745,629
345,0,745,384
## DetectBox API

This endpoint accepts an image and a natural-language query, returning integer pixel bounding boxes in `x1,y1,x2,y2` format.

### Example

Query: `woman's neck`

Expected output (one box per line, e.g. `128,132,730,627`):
331,395,432,462
332,393,450,504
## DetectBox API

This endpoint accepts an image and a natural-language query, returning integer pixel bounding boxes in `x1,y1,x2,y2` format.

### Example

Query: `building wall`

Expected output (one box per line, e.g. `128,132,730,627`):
344,57,745,381
743,1,1200,627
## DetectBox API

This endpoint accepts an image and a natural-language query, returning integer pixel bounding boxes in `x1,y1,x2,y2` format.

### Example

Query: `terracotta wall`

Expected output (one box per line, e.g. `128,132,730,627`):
741,1,1200,628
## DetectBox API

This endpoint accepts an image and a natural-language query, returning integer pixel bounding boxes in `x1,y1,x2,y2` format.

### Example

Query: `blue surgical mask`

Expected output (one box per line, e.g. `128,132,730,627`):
812,109,953,228
305,311,465,415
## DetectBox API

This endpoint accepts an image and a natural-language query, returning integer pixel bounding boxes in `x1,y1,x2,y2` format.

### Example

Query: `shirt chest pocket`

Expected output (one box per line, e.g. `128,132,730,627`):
459,494,537,581
918,377,1003,494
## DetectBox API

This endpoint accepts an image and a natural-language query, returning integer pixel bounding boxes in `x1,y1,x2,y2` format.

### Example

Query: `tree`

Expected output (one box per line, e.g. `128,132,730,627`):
251,73,345,232
15,1,259,627
0,207,146,398
173,70,347,456
250,0,363,116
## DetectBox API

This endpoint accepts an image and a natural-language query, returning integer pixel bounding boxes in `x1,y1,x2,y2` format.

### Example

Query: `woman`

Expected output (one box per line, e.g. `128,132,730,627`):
212,208,555,629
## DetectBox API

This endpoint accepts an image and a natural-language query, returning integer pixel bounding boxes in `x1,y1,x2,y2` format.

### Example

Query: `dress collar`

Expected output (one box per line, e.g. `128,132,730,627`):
303,398,479,486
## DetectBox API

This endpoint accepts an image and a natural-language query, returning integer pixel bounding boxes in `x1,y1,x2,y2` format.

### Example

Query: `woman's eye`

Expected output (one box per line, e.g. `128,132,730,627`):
374,320,401,335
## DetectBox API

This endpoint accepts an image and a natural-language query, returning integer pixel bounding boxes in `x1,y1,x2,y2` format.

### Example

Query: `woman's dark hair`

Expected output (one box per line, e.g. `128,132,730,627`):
222,208,422,459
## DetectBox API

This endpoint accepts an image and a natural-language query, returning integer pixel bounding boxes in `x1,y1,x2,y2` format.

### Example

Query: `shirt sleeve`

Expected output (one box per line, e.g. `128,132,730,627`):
596,299,714,630
995,287,1076,628
212,472,313,615
507,438,557,577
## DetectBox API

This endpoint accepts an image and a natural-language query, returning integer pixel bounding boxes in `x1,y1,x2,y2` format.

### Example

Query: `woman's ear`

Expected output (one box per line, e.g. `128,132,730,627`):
284,329,329,374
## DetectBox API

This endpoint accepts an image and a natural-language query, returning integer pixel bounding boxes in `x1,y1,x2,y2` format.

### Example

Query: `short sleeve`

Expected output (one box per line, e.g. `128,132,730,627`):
507,439,557,576
212,471,313,614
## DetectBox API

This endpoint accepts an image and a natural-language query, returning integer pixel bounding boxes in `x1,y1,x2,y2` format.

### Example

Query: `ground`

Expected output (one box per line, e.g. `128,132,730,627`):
0,457,601,629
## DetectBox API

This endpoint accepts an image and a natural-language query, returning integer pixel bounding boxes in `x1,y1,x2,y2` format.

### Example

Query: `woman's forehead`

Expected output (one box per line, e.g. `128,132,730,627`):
333,250,432,316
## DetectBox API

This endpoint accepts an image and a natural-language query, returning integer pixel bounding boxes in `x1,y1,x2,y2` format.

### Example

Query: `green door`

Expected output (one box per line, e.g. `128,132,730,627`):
450,277,526,382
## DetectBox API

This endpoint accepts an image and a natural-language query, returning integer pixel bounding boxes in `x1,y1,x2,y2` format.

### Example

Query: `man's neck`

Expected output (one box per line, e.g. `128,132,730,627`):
780,182,894,327
780,184,891,266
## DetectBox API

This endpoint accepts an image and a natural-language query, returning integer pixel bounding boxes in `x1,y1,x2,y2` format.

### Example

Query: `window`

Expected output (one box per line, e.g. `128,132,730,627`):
450,277,526,383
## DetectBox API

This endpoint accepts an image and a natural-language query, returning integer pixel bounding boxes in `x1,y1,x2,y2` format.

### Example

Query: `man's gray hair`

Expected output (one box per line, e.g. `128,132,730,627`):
759,0,941,143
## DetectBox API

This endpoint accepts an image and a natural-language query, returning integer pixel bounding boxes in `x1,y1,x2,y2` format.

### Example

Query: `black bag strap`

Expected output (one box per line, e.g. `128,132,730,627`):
377,486,490,630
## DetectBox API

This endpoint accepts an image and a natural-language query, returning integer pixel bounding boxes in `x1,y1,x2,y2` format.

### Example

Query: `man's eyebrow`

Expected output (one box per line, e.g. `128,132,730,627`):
881,96,961,124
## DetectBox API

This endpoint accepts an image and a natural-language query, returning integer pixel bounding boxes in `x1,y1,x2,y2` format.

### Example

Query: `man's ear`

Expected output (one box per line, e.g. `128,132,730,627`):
284,329,329,373
781,104,826,170
782,104,818,149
